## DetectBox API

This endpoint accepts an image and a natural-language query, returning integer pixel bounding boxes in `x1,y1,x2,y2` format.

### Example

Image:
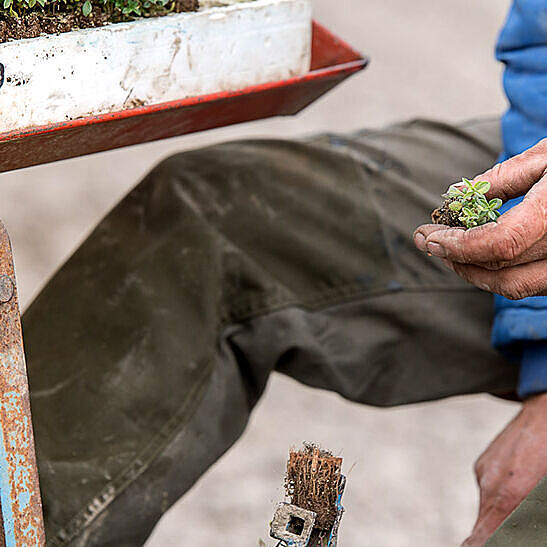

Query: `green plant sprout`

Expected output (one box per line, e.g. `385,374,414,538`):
443,177,503,229
1,0,195,24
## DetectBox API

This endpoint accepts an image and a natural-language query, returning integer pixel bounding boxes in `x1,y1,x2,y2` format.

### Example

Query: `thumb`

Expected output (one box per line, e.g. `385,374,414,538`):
479,138,547,201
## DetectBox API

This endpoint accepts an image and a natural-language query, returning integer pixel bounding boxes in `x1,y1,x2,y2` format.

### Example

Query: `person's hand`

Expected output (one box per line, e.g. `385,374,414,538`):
414,139,547,299
462,393,547,546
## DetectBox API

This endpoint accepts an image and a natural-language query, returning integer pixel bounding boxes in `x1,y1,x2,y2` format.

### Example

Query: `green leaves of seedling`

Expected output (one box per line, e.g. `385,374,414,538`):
488,198,503,210
448,200,463,212
472,180,491,194
442,177,503,229
2,0,180,20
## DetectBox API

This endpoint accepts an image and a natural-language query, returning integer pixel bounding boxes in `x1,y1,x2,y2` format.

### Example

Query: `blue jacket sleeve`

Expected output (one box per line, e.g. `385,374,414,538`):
492,0,547,399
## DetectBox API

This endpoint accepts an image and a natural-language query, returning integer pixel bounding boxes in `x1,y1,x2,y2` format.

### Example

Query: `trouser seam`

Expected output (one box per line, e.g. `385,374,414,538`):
221,282,482,328
48,357,214,547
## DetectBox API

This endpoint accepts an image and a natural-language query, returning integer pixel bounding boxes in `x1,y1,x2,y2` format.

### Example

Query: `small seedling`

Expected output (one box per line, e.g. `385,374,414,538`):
0,0,199,29
432,177,503,229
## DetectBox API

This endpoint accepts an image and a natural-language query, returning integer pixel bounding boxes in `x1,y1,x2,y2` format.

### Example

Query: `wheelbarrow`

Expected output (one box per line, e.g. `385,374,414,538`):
0,21,366,545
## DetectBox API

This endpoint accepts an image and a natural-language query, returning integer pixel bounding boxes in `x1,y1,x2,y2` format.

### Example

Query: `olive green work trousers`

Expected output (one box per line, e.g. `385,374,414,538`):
21,117,547,546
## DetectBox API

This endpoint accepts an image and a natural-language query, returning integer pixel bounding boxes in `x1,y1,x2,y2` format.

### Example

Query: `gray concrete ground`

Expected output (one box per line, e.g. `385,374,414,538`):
0,0,517,545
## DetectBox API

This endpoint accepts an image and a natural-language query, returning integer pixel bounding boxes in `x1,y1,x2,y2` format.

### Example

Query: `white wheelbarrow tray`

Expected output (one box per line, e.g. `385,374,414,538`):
0,0,312,133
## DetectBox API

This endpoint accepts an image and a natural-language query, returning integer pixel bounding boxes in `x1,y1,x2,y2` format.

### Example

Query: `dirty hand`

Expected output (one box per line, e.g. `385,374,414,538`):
462,392,547,546
414,139,547,299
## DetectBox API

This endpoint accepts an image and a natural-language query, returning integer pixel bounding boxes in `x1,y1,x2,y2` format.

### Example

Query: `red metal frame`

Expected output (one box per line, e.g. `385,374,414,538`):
0,21,367,174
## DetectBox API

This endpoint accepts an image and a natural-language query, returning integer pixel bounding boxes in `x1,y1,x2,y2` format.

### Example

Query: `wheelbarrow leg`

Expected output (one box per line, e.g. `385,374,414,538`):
0,223,45,546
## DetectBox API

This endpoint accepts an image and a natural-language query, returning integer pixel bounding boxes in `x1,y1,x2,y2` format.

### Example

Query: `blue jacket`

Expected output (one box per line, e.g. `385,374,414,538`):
493,0,547,398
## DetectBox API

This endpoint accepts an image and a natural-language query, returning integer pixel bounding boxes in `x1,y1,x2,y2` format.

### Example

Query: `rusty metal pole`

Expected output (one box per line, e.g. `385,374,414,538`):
0,222,45,546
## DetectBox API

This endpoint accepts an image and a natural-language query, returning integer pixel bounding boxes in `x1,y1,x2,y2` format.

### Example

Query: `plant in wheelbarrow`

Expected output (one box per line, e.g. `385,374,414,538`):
432,177,503,229
0,0,199,42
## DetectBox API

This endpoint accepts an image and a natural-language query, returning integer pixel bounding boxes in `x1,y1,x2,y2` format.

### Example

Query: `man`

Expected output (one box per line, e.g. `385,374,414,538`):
415,138,547,546
24,0,546,545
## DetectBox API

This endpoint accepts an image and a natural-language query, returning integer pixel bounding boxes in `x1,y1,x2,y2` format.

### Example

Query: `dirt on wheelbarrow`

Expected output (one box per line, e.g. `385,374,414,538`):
0,0,198,43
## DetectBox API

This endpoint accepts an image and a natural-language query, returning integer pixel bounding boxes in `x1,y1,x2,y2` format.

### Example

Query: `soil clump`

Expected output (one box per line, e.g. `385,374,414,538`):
285,443,343,532
431,198,466,228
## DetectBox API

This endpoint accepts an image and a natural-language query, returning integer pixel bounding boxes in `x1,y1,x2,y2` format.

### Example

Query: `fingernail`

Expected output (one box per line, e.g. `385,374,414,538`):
414,233,427,252
426,242,447,257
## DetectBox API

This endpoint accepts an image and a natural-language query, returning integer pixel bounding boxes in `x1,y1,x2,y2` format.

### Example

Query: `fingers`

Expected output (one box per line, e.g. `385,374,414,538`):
462,394,547,547
477,239,547,271
464,466,526,546
462,503,517,547
413,224,461,253
414,223,547,299
414,179,547,264
448,260,547,300
476,138,547,201
463,466,535,547
446,236,547,271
